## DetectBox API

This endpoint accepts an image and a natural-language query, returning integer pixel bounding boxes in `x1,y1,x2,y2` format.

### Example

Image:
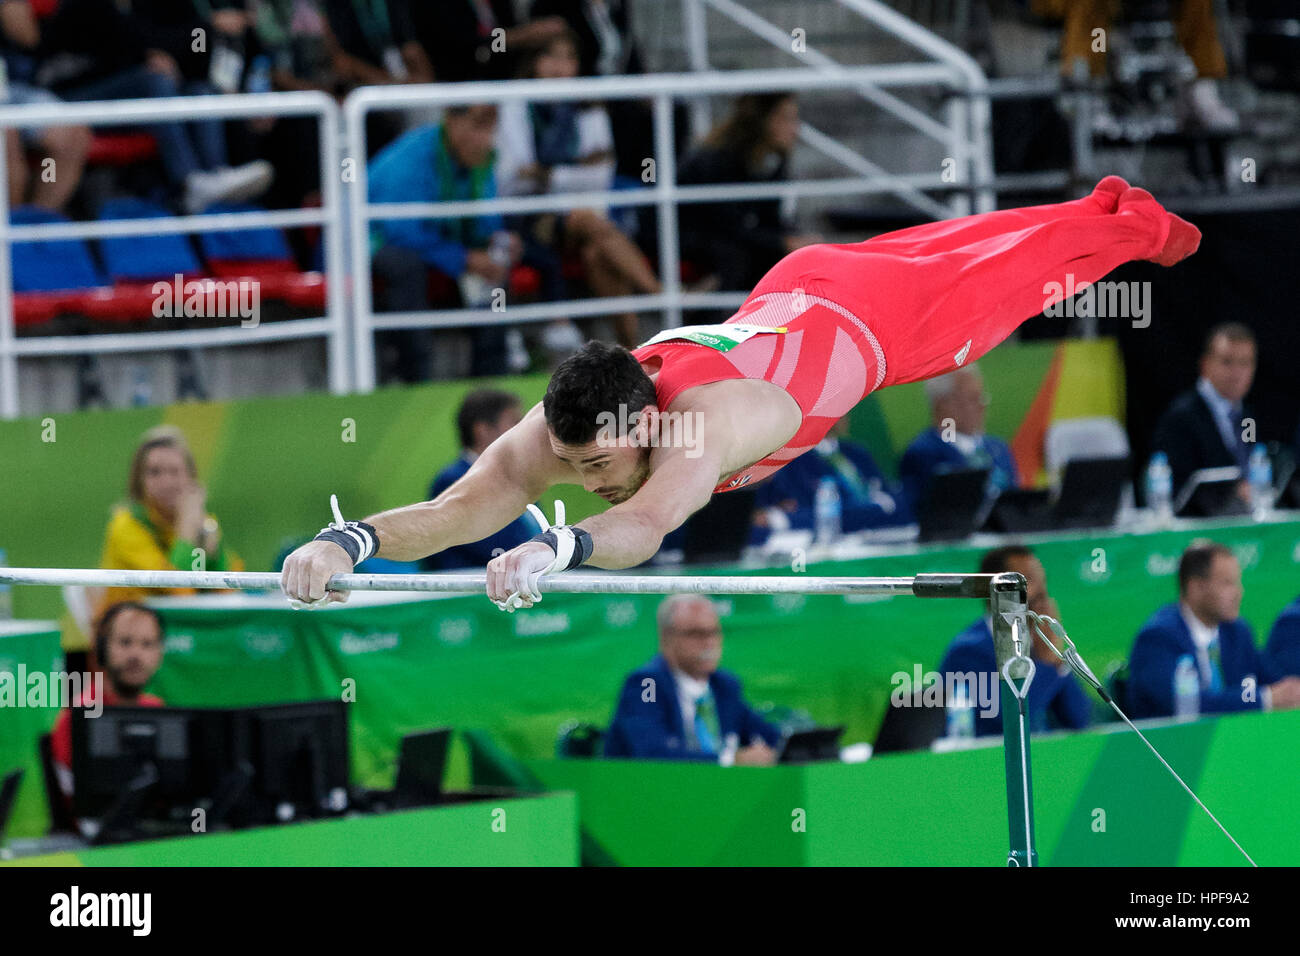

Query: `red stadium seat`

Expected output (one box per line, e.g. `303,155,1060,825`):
85,133,159,167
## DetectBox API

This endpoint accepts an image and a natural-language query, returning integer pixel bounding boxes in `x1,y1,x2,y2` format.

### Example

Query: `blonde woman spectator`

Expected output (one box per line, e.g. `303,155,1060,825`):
96,426,243,618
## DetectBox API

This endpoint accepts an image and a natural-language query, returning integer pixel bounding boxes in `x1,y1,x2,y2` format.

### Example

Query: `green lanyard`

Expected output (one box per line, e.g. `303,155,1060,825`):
433,125,494,248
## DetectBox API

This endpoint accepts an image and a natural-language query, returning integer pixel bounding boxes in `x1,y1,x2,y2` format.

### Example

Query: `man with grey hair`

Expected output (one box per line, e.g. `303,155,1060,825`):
604,594,782,764
898,363,1018,513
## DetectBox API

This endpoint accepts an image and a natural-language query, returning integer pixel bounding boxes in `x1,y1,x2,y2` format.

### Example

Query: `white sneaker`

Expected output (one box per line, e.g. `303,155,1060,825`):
1184,78,1239,133
183,160,274,214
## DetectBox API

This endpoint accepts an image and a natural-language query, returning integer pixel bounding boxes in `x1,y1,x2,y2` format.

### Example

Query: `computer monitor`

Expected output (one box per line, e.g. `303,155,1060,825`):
873,702,947,755
777,726,845,764
682,487,758,564
69,706,233,822
918,467,993,542
393,728,452,805
0,769,22,845
1054,456,1129,529
242,701,350,823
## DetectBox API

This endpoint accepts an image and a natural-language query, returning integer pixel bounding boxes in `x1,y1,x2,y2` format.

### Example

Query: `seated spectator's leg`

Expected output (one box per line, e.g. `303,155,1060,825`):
63,67,201,189
1060,0,1119,78
1175,0,1228,79
180,80,231,172
30,124,91,212
567,209,659,346
372,244,434,383
5,131,27,208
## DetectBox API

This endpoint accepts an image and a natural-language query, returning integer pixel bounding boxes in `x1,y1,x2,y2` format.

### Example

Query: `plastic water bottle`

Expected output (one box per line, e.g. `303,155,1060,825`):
1173,654,1200,720
1248,446,1273,521
131,365,152,407
0,548,11,620
1146,451,1173,526
946,683,976,740
814,477,842,547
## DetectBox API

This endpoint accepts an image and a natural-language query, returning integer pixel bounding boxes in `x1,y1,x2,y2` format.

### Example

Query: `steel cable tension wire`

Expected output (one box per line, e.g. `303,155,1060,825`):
1026,611,1257,867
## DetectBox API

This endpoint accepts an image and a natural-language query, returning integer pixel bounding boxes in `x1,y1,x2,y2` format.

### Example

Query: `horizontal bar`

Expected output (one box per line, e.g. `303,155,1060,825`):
0,567,996,598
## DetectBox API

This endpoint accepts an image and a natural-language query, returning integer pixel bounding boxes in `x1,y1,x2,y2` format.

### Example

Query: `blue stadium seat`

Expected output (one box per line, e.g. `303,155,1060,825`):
96,197,202,282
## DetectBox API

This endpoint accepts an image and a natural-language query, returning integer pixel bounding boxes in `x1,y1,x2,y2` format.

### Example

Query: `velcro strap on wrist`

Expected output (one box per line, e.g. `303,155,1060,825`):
531,526,593,572
314,521,378,566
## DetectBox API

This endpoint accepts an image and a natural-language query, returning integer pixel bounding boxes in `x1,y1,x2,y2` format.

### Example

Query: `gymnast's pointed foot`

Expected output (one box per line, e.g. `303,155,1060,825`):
1089,175,1130,213
1116,185,1201,266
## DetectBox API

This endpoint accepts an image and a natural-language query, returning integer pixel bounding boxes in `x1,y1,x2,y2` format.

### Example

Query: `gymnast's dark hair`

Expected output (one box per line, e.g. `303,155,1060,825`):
544,341,658,446
94,601,163,668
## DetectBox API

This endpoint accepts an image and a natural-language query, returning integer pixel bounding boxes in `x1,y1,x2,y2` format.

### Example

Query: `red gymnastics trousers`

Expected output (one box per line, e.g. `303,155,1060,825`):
631,176,1200,493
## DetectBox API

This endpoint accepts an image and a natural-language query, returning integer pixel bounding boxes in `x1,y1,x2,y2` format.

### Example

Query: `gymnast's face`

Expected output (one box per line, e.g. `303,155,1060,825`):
549,430,652,506
660,599,724,681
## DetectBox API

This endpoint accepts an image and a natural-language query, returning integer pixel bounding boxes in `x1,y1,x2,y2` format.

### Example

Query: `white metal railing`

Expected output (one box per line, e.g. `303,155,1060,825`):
0,91,348,419
343,66,969,392
684,0,996,216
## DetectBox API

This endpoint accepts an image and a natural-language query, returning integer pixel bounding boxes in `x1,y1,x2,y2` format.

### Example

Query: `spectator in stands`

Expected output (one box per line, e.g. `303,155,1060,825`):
899,364,1018,513
939,545,1091,737
678,93,822,318
527,1,651,181
754,416,912,539
96,425,243,622
1150,322,1257,512
421,389,542,570
1126,539,1300,719
495,27,660,348
1265,595,1300,679
368,103,525,382
0,0,90,213
49,601,167,799
406,0,567,83
605,594,782,764
1032,0,1238,130
321,0,430,87
30,0,273,213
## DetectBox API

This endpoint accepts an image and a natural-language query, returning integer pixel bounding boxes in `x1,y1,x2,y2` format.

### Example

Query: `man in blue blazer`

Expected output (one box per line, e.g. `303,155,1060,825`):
421,389,540,570
605,595,783,764
938,545,1091,737
1127,540,1300,718
898,364,1018,514
1265,596,1300,678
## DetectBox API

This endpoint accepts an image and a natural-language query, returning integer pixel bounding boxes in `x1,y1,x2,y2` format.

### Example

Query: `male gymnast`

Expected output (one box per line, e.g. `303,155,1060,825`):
280,177,1199,610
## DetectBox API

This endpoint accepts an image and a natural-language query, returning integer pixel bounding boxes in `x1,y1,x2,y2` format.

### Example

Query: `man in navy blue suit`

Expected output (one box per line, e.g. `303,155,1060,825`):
1265,595,1300,678
754,417,912,537
1150,323,1257,512
1127,540,1300,718
605,594,783,764
420,389,541,570
938,545,1091,737
898,364,1018,514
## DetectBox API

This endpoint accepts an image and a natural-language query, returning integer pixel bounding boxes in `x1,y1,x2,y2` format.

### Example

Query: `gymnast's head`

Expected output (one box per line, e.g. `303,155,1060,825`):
544,341,658,505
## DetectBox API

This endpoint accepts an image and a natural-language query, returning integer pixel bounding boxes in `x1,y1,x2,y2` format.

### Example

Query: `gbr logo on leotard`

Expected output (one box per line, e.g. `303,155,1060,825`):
728,474,753,488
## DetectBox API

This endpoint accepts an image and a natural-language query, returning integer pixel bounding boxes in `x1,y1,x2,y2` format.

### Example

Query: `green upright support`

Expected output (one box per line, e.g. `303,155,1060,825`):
990,571,1039,867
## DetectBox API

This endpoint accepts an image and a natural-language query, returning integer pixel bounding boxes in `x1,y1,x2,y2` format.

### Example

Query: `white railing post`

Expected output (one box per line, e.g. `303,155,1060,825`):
652,93,683,330
319,97,350,395
681,0,714,141
343,95,376,395
0,103,15,419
